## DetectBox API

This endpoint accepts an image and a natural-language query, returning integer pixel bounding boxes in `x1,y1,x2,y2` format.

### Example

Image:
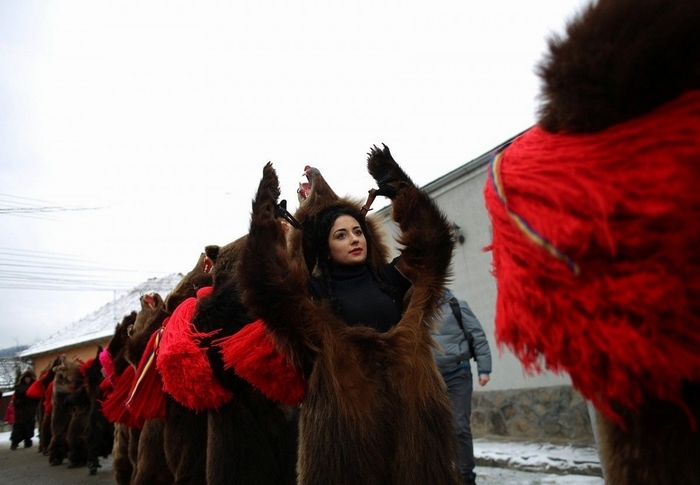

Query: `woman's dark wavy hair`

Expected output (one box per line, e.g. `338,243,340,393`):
302,204,393,311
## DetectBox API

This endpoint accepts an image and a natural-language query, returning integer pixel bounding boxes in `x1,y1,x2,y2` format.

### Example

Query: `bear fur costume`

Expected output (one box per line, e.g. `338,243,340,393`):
116,252,212,485
237,145,460,485
483,0,700,483
156,255,214,485
99,311,137,484
189,238,299,485
27,357,62,454
47,356,83,466
81,346,115,475
66,356,106,472
9,370,39,450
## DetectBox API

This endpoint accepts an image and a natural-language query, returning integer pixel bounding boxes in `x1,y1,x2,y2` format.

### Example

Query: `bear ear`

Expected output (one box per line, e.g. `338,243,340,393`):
205,245,220,263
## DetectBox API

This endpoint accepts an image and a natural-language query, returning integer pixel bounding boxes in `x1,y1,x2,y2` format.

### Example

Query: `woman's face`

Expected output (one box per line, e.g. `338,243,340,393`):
328,215,367,265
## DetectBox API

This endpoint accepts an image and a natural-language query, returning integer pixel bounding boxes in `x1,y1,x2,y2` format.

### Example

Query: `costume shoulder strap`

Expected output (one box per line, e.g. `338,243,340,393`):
449,296,475,360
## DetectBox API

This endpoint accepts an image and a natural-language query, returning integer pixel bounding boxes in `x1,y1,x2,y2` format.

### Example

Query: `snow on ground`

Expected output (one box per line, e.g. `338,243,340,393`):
475,438,602,475
1,429,604,484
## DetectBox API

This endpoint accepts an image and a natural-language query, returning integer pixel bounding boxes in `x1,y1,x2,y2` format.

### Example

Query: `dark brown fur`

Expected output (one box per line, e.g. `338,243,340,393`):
37,357,60,454
48,358,82,466
536,0,700,133
190,238,299,485
238,145,459,485
124,293,165,368
533,1,700,482
105,312,138,484
130,252,212,485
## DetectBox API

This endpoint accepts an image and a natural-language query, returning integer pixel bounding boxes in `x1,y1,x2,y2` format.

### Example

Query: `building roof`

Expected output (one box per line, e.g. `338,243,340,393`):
18,273,184,358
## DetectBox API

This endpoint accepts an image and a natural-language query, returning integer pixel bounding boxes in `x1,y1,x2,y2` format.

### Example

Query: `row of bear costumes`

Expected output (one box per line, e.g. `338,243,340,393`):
55,2,700,483
25,352,114,473
97,143,460,485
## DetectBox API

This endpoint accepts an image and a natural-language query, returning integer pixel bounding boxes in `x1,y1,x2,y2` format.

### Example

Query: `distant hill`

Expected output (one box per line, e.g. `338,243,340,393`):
0,346,28,358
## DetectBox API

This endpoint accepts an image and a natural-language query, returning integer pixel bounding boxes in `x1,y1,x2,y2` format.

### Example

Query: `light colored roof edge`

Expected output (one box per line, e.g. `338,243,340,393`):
18,331,113,359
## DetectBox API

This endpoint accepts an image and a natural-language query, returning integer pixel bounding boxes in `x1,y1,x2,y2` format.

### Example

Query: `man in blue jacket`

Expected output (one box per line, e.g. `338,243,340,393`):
432,289,492,485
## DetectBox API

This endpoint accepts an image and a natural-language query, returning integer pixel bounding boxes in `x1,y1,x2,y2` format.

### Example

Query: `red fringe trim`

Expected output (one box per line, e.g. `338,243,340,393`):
156,288,233,411
217,319,306,407
484,90,700,425
99,365,144,429
99,375,114,397
99,349,116,386
44,381,54,414
79,358,94,377
26,379,45,400
124,327,167,420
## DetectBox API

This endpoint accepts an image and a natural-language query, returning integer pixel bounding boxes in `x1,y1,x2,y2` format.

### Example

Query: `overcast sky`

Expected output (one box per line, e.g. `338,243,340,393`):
0,0,587,350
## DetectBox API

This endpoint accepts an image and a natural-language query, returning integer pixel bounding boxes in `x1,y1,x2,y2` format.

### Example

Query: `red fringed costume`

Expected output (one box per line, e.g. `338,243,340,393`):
484,90,700,423
156,286,233,411
26,378,45,400
123,319,169,421
100,365,144,429
217,319,306,407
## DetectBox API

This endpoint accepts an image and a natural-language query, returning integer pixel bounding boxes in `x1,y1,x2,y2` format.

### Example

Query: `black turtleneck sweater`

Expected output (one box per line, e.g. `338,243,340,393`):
308,258,411,333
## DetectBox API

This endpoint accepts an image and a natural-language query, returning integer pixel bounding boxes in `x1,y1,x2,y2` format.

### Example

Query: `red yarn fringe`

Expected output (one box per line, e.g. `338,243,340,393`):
217,319,306,407
156,288,233,411
123,327,167,421
99,365,144,429
79,358,94,377
26,379,45,400
99,349,116,386
484,90,700,425
44,381,54,414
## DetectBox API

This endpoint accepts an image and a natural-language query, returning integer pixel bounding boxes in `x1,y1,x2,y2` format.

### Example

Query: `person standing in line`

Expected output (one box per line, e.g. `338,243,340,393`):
432,289,492,485
9,370,39,450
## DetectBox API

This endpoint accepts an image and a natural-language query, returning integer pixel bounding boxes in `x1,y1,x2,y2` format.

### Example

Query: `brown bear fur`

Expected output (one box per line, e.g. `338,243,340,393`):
129,252,212,485
536,0,700,133
104,312,138,484
83,346,114,474
182,237,298,485
529,1,700,482
48,357,82,466
237,145,459,485
36,357,60,455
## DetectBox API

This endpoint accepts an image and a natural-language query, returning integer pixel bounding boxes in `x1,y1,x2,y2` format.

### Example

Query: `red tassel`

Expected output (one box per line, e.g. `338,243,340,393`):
218,319,306,407
26,379,45,400
156,288,233,411
484,90,700,426
124,327,167,420
99,365,144,429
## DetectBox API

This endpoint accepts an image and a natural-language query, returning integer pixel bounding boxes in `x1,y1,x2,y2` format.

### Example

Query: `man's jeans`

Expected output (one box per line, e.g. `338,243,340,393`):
442,364,476,485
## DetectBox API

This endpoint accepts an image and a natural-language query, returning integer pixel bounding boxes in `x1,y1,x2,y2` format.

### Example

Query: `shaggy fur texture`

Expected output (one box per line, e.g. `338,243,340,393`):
488,1,700,483
48,358,82,466
130,253,213,485
29,358,59,454
185,237,299,485
536,0,700,133
102,312,138,484
80,346,114,474
238,145,459,485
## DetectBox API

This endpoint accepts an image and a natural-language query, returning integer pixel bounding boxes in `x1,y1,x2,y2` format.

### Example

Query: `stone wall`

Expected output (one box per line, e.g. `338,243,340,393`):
471,385,595,445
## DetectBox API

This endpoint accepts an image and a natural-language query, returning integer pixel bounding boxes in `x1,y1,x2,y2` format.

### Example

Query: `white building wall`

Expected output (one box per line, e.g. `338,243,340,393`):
372,153,572,392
